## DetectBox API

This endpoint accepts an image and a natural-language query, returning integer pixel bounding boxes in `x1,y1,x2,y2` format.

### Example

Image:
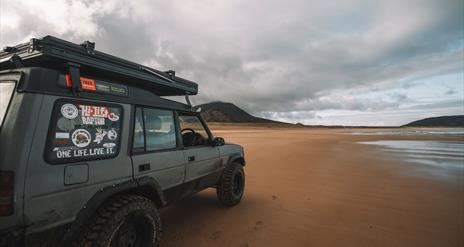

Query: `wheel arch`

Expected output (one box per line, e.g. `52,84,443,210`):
62,177,166,243
228,153,246,166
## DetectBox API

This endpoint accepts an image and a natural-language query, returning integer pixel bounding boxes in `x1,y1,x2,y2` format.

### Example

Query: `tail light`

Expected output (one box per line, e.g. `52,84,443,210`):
0,171,14,216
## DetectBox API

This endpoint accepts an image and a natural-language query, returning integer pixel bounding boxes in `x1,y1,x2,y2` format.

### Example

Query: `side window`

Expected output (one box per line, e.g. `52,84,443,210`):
178,114,210,147
132,107,177,152
46,100,123,164
0,81,16,129
133,107,145,152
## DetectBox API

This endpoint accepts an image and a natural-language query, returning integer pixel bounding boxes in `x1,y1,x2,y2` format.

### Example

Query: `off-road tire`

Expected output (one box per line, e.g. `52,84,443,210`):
74,194,161,247
217,162,245,206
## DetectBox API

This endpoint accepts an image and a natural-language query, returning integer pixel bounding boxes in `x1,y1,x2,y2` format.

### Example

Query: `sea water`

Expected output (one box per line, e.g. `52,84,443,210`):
358,140,464,182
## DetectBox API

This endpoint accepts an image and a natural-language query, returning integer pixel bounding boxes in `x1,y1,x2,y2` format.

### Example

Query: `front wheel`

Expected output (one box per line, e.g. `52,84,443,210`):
75,194,161,247
217,162,245,206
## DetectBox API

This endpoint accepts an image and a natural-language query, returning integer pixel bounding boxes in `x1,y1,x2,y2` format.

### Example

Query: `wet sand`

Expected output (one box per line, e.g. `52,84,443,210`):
160,127,464,247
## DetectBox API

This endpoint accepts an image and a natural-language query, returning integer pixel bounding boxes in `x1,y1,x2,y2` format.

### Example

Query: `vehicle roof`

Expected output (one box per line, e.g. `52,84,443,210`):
0,35,198,96
0,67,193,111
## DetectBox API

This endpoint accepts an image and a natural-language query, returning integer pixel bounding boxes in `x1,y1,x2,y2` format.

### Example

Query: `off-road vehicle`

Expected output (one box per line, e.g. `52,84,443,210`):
0,36,246,246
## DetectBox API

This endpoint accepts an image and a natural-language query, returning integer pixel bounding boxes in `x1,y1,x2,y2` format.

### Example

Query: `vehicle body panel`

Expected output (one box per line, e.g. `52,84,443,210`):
0,63,245,245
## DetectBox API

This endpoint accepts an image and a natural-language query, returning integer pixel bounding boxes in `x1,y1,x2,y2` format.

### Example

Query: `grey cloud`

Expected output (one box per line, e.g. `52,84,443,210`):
1,0,463,125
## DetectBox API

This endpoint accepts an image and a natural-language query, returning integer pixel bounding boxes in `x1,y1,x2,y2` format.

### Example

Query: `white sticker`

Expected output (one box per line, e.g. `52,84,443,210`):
93,128,107,144
103,143,116,148
55,132,70,139
71,129,91,148
82,116,105,125
108,112,120,122
107,129,118,141
61,104,79,119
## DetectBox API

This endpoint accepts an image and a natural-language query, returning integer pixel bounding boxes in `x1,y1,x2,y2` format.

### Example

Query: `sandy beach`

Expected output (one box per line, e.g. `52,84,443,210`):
160,126,463,247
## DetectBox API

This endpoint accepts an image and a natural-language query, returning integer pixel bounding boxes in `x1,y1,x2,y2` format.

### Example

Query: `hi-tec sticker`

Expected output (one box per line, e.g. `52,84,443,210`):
61,104,78,119
79,105,119,122
71,129,91,148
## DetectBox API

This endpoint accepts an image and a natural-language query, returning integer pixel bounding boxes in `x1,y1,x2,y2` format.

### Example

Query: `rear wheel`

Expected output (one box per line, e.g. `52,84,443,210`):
217,162,245,206
75,194,161,247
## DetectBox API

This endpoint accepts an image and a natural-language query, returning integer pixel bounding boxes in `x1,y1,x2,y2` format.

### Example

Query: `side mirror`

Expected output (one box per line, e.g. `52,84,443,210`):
212,137,225,146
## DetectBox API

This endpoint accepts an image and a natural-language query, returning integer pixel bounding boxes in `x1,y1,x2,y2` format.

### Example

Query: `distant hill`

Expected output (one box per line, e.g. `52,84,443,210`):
198,101,284,124
403,115,464,127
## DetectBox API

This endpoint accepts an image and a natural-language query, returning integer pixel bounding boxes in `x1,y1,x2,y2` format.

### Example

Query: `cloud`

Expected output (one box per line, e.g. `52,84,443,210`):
1,0,462,125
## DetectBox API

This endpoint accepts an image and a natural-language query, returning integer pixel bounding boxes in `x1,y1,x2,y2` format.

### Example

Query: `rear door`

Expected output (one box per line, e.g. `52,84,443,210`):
130,107,185,190
177,113,221,184
24,96,132,232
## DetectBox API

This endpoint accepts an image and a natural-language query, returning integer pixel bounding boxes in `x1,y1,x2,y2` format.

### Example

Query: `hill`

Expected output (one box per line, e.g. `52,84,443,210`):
403,115,464,127
198,101,284,124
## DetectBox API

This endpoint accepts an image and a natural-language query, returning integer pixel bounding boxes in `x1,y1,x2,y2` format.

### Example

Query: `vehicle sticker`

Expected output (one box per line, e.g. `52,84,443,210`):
57,118,76,131
82,116,105,125
55,139,70,145
96,83,110,92
71,129,91,148
49,101,122,162
80,105,110,118
107,128,118,141
81,78,96,91
103,143,116,148
107,112,119,122
55,132,70,139
110,85,128,95
93,128,107,144
61,104,78,119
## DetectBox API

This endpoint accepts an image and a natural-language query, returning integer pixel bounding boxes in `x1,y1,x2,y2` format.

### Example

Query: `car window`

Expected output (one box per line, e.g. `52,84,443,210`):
0,82,16,129
178,114,210,146
133,107,145,152
132,107,177,152
46,100,123,164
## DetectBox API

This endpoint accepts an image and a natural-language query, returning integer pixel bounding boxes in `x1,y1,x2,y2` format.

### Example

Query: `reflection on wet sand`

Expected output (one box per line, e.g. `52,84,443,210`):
358,140,464,181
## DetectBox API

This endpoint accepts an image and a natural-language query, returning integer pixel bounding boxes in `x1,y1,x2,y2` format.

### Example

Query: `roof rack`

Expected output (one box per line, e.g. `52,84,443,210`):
0,36,198,97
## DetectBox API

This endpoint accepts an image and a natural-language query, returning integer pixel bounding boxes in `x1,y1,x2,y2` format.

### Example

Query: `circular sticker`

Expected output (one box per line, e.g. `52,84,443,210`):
61,104,79,119
108,112,120,122
71,129,91,148
107,129,118,141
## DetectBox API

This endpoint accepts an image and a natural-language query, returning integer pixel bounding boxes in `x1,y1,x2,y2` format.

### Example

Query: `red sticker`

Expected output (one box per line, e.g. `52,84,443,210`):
81,78,96,91
79,105,110,118
65,75,96,91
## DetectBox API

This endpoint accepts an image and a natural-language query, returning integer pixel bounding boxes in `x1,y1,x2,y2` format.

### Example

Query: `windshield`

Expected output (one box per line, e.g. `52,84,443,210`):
0,82,16,129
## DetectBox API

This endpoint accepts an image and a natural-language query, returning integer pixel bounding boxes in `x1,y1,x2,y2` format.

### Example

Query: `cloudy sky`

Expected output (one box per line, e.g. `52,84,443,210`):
1,0,462,126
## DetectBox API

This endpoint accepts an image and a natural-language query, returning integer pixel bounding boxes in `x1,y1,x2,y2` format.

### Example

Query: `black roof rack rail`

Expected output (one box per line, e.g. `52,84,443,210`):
0,35,198,96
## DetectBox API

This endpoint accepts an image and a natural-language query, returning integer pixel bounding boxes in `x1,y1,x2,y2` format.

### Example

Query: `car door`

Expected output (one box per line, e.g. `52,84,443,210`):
24,97,132,231
131,107,185,190
177,113,221,183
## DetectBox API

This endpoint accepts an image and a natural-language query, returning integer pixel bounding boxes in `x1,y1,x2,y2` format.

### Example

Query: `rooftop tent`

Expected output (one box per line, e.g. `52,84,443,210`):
0,36,198,96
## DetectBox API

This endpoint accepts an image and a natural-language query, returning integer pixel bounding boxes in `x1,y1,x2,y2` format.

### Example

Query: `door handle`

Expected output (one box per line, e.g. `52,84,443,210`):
138,163,151,172
188,156,195,162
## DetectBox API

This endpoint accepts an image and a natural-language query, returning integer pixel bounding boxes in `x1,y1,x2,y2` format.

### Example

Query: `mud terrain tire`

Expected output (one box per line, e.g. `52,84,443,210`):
217,162,245,206
74,194,161,247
